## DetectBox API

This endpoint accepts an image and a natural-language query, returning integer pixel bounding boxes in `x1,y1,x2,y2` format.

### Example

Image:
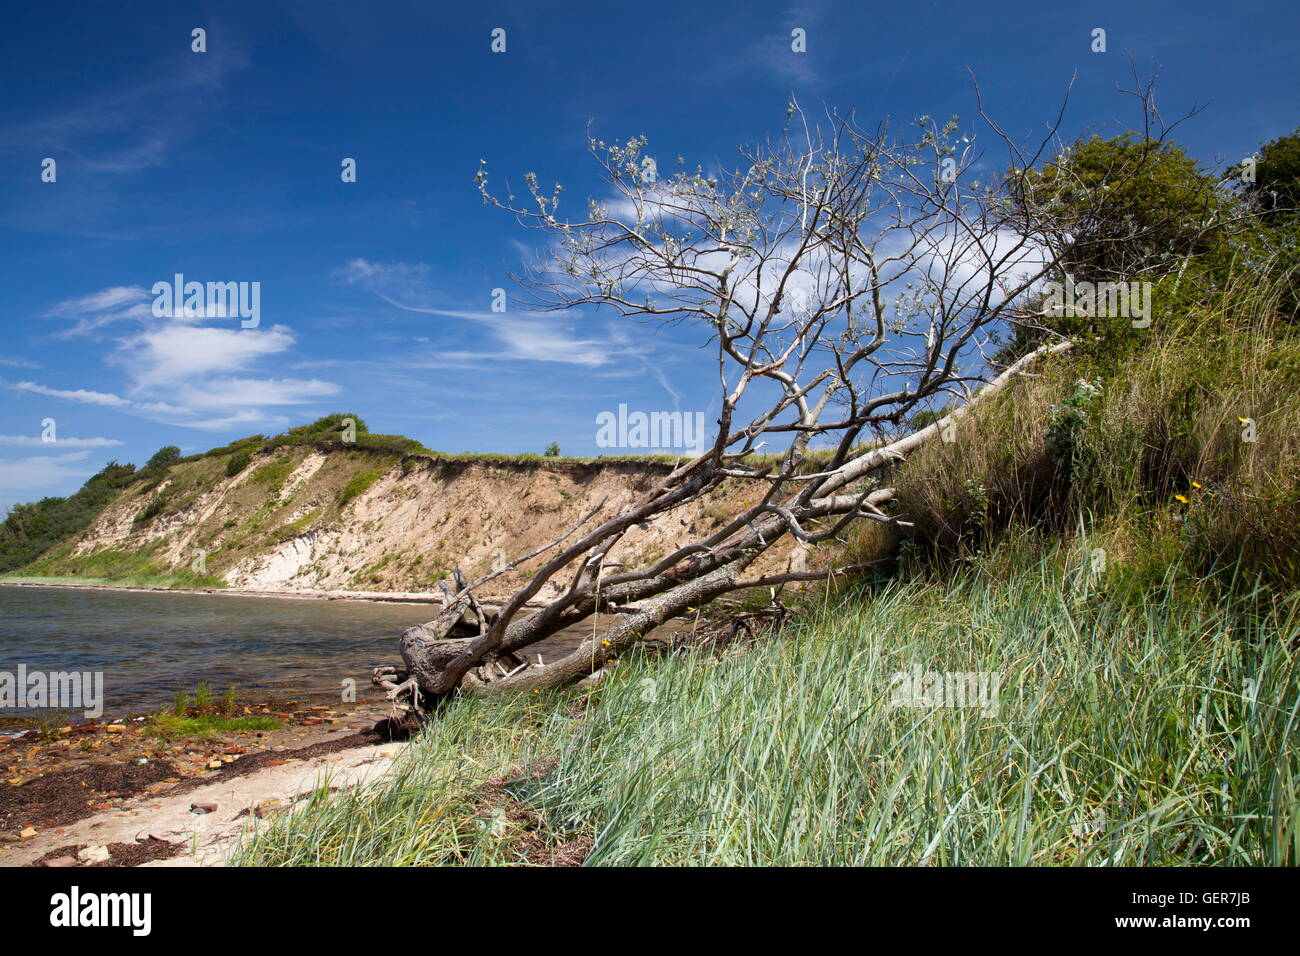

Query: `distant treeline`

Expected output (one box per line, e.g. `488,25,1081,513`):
0,461,137,573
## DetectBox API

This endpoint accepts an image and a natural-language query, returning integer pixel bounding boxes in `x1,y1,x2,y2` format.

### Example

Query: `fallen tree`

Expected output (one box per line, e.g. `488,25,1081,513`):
375,82,1199,717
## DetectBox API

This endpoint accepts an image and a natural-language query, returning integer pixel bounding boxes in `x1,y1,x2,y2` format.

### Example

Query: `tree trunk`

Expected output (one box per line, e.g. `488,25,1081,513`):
373,340,1074,715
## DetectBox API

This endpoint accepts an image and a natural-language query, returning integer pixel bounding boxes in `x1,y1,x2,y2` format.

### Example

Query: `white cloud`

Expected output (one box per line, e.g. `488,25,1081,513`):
0,435,123,448
115,324,299,388
410,309,614,367
18,285,343,432
0,450,94,492
43,284,153,338
9,381,131,407
107,323,339,428
47,285,148,314
143,407,287,433
159,377,338,413
342,258,635,367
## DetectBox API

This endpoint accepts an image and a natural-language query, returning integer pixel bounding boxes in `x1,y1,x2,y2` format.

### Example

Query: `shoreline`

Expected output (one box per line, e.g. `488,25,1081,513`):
0,684,373,739
0,577,594,738
0,576,587,615
0,694,400,866
0,580,444,739
0,577,448,606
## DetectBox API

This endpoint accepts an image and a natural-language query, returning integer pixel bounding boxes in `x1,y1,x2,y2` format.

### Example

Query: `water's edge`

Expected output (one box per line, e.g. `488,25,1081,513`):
0,579,443,605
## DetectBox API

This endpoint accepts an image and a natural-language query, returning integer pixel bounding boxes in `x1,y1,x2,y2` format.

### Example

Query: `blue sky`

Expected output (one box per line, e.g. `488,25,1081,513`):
1,0,1296,510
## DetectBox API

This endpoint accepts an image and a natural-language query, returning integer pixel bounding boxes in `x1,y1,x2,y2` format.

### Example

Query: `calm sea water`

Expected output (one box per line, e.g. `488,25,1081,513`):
0,585,589,731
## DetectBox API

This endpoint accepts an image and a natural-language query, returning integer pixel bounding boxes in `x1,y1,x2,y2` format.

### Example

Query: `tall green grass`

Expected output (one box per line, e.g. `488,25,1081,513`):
894,269,1300,587
235,547,1298,866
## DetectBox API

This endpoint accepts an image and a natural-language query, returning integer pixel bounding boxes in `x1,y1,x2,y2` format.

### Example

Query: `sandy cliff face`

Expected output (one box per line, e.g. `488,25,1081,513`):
63,448,804,600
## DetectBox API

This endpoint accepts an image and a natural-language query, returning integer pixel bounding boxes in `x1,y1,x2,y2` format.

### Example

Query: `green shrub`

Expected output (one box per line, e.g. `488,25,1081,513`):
200,434,266,459
145,445,182,470
225,451,252,477
896,269,1300,586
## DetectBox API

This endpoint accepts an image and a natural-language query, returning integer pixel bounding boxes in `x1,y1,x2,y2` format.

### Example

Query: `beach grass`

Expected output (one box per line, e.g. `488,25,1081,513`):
233,543,1299,866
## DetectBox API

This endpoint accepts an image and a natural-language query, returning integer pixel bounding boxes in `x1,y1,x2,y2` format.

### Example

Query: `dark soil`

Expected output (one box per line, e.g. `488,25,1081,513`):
475,762,591,867
26,838,183,868
3,701,400,848
0,758,178,831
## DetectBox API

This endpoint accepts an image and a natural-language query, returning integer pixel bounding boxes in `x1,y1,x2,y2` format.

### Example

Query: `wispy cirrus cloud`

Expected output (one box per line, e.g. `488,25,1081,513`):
0,49,250,239
8,381,131,407
0,435,123,448
341,257,637,368
703,0,826,88
44,284,153,338
39,282,249,340
15,282,340,432
3,52,246,175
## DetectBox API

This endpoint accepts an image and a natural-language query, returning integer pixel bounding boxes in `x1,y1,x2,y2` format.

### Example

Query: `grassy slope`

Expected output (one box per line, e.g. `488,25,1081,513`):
891,271,1299,591
236,547,1297,866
